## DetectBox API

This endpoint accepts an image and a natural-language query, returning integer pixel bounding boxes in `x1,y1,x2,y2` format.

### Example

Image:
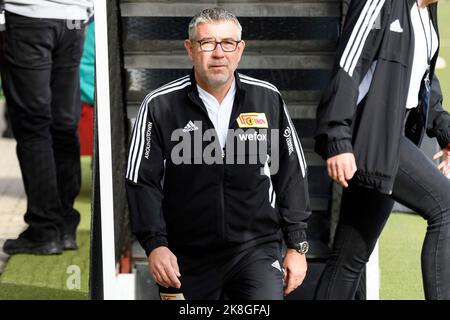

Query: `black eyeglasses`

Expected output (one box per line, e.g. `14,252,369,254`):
196,40,241,52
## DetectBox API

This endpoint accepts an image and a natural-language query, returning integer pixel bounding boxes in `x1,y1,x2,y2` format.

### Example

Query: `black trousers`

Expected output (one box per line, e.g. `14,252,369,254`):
315,136,450,300
0,12,85,241
158,241,284,300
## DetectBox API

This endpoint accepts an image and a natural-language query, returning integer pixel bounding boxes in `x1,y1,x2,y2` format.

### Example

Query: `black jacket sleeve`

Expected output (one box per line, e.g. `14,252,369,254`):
125,97,167,257
427,74,450,149
271,94,311,247
314,0,386,159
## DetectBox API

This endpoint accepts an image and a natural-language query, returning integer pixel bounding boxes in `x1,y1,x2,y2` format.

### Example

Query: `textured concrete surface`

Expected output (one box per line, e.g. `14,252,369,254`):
0,138,27,274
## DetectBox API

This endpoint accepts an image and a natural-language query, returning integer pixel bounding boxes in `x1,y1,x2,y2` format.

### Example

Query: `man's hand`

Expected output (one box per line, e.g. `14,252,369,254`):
148,246,181,289
433,143,450,178
283,249,307,296
326,153,357,187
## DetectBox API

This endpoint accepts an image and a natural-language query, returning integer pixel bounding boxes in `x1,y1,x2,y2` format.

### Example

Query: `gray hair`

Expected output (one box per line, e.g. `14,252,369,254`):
188,8,242,41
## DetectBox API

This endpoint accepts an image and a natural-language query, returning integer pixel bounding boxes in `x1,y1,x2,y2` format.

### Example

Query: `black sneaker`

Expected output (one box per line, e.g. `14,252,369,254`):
62,233,78,250
3,237,63,255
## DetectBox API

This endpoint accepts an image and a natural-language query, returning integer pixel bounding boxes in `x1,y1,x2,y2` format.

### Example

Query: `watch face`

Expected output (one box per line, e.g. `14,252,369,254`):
299,241,309,254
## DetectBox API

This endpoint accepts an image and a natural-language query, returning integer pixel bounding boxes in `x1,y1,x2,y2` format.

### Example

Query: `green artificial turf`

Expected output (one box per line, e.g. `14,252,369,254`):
379,213,427,300
0,156,92,300
436,0,450,112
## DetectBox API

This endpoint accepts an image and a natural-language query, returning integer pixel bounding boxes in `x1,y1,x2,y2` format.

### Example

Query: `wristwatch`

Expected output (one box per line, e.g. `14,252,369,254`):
291,241,309,254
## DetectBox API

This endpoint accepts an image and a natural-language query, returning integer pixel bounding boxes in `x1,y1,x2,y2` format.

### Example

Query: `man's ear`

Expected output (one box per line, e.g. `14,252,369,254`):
236,40,246,63
239,40,246,53
184,39,194,61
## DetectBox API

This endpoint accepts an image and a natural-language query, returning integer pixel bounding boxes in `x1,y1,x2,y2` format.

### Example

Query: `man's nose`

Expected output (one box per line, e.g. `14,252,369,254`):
211,43,225,57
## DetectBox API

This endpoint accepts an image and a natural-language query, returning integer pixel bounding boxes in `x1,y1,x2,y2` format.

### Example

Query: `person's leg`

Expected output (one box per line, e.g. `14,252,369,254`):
314,184,394,299
0,13,62,253
50,20,85,249
390,137,450,300
224,242,284,300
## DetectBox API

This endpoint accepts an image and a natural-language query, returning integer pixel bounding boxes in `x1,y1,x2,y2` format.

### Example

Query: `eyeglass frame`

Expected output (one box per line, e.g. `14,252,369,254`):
195,39,242,52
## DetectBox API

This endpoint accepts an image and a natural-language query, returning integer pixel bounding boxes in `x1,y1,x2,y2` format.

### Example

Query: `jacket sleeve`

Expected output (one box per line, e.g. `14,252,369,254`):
271,94,311,247
426,74,450,149
125,97,167,257
314,0,386,159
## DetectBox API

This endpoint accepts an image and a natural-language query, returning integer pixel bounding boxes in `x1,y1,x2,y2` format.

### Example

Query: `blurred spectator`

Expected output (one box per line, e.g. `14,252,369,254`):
78,18,95,156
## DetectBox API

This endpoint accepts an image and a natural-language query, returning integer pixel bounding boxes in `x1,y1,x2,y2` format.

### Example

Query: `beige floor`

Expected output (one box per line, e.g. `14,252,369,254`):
0,138,27,273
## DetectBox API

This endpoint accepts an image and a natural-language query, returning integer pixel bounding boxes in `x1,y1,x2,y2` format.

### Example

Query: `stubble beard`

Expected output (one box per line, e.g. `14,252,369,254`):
204,70,230,88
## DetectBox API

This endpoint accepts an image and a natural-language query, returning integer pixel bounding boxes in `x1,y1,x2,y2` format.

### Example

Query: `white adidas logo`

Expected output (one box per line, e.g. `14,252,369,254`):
182,120,199,132
390,19,403,33
271,260,283,273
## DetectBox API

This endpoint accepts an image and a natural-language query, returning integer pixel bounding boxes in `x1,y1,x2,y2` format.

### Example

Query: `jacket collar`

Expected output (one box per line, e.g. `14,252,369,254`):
187,67,246,129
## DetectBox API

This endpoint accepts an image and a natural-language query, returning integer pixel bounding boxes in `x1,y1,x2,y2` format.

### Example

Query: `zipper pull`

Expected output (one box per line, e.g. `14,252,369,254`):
424,65,430,84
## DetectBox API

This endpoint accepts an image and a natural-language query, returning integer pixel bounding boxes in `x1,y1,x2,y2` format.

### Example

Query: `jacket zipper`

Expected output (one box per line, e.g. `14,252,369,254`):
219,147,226,240
220,91,243,240
188,91,228,241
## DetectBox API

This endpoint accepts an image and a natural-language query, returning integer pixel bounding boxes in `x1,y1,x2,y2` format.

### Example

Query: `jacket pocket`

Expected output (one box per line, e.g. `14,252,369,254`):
379,31,409,66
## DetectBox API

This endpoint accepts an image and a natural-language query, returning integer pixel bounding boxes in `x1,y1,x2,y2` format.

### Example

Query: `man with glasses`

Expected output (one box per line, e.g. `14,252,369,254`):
126,7,311,300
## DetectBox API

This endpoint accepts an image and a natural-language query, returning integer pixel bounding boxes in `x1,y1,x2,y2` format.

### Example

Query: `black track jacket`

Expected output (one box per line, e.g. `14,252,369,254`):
126,70,311,256
315,0,450,194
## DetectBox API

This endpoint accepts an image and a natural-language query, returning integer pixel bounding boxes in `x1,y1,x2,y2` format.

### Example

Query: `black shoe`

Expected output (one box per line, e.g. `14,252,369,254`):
62,233,78,250
61,209,80,250
3,237,63,255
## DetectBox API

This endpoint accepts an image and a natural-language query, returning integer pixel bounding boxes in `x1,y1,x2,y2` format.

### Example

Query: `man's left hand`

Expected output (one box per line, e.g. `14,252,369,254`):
283,249,307,296
433,143,450,178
